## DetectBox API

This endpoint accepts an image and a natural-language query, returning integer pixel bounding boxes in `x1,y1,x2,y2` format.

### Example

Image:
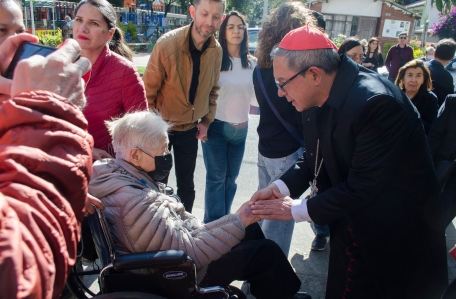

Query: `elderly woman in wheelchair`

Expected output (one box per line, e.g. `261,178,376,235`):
86,111,311,299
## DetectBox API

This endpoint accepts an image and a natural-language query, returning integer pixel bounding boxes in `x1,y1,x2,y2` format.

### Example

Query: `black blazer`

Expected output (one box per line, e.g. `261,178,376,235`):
281,56,447,299
428,94,456,162
426,60,455,106
409,89,438,134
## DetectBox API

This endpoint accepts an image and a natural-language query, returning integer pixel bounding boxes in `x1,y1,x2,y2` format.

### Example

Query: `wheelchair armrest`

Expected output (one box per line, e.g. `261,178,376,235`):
113,250,188,271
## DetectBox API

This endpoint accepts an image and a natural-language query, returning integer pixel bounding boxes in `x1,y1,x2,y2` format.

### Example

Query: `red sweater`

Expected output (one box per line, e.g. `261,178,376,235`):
0,91,93,299
83,46,148,153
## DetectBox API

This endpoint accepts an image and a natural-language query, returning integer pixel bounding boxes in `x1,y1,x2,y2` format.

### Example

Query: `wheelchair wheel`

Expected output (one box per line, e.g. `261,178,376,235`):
90,292,167,299
227,286,247,299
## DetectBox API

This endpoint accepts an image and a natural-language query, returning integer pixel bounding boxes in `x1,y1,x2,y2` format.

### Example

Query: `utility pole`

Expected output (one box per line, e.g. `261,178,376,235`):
262,0,268,23
421,0,432,48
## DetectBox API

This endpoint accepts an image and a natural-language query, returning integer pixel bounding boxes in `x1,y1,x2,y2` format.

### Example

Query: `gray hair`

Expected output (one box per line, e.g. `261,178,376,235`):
425,46,435,54
105,111,171,159
270,46,340,76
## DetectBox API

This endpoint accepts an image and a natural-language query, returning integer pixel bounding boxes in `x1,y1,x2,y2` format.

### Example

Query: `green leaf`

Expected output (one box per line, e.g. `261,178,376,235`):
435,0,443,12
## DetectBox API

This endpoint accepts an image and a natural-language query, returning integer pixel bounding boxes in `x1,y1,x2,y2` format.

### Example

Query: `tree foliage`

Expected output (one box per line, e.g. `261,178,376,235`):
432,0,456,13
431,5,456,40
226,0,290,27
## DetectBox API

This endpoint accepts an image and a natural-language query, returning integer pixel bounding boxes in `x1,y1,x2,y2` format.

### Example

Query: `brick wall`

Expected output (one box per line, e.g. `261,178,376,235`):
378,3,416,47
309,2,322,12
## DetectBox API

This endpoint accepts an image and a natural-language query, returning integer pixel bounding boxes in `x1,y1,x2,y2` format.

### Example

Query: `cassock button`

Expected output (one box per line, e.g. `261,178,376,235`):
307,118,310,121
310,153,314,156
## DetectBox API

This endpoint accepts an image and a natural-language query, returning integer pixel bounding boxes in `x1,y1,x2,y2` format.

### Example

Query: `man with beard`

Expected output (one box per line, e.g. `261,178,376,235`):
143,0,225,212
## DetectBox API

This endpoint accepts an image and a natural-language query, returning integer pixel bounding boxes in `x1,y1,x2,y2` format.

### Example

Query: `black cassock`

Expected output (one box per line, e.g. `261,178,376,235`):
282,56,448,299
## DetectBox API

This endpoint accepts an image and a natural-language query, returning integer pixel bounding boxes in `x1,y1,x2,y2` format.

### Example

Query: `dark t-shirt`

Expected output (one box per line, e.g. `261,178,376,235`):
188,36,210,105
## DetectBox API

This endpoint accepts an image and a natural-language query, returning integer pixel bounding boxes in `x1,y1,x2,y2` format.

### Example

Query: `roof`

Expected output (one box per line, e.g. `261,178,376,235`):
381,0,422,19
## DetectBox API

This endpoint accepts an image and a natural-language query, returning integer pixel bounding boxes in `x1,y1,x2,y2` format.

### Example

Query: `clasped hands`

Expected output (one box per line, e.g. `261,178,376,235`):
235,183,294,228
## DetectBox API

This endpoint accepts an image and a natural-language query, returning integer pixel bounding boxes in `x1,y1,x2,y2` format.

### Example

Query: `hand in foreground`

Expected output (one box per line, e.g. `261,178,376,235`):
195,123,208,142
249,183,281,204
251,190,294,221
10,38,91,108
92,148,113,160
235,201,261,228
85,193,105,216
0,34,39,101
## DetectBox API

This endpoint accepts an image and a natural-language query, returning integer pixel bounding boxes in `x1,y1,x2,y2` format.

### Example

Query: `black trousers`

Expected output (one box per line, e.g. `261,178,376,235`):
198,223,301,299
162,127,198,212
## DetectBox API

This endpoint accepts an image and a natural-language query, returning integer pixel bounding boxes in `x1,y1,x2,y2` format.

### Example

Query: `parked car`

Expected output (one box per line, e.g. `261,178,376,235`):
248,27,261,55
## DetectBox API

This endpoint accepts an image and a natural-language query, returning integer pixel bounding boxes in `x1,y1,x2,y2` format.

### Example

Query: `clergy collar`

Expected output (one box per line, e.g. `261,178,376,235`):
324,54,359,110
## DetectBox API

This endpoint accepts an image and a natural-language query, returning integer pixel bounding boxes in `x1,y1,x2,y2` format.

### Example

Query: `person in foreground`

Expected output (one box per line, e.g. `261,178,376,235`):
250,24,447,299
88,111,311,299
0,34,93,298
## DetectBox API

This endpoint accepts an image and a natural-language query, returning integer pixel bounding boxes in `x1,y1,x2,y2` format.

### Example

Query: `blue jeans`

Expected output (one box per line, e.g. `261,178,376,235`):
312,222,330,236
202,119,248,223
257,148,303,256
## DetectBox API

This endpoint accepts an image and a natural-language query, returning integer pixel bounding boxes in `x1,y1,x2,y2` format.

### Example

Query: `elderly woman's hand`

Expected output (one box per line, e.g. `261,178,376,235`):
235,201,261,228
85,193,105,216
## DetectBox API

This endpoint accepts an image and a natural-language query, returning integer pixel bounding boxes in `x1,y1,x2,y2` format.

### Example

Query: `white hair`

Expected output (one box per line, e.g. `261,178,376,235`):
105,111,171,159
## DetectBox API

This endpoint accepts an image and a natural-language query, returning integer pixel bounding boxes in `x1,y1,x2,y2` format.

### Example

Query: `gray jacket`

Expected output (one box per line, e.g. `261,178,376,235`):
89,158,245,279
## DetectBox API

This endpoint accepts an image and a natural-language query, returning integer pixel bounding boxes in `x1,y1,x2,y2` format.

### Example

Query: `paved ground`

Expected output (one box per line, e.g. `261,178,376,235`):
80,54,456,298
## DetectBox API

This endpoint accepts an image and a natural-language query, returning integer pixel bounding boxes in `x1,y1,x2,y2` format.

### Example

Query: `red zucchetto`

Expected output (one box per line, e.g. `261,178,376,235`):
278,23,338,51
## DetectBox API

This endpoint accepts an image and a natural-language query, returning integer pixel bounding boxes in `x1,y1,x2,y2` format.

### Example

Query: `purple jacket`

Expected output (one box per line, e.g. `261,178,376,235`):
385,44,414,79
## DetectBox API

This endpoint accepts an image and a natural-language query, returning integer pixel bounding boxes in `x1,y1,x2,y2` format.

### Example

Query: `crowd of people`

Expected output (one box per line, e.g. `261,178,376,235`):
1,0,456,298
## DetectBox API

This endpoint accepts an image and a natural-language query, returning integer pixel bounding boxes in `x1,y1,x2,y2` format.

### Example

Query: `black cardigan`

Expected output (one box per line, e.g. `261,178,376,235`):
362,52,384,73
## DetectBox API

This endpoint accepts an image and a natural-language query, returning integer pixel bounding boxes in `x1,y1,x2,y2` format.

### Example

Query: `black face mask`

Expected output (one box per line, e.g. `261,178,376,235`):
147,153,173,181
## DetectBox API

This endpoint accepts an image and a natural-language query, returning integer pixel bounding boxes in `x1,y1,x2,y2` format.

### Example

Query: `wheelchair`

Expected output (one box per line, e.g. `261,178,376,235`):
64,204,247,299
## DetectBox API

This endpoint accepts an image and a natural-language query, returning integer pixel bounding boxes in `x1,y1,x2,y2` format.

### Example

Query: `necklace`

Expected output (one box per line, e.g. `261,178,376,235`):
309,139,324,198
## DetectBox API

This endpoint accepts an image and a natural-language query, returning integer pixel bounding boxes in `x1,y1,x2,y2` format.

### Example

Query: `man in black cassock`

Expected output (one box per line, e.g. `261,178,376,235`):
250,24,448,299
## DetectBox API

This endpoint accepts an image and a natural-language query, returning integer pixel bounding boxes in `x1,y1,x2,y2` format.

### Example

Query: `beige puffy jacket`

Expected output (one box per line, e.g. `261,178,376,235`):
88,158,245,279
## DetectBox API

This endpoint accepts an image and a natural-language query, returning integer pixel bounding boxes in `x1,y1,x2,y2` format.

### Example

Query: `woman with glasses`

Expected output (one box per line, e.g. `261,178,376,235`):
201,11,257,223
338,37,365,65
395,59,438,134
362,37,384,72
252,2,316,257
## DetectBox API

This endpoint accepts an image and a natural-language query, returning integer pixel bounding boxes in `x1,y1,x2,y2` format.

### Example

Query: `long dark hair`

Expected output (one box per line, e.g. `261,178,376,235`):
75,0,132,61
338,37,364,55
218,11,251,71
255,2,314,69
367,37,380,60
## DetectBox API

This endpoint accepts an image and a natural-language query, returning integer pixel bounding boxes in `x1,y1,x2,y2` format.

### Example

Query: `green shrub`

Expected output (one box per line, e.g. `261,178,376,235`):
409,40,425,59
331,34,347,48
119,22,138,41
382,42,396,58
38,28,62,47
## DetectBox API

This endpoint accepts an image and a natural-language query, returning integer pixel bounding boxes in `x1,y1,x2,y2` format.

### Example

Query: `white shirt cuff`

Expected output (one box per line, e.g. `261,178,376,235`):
273,180,290,196
291,199,312,222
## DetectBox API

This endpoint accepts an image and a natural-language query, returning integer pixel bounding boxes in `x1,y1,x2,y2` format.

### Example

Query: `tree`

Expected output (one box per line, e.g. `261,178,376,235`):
163,0,178,17
433,0,456,13
431,5,456,40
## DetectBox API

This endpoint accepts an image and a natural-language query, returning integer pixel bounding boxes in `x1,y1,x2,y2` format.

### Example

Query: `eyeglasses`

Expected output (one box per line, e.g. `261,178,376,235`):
348,54,366,62
275,67,310,92
226,25,246,31
137,147,168,159
399,36,407,40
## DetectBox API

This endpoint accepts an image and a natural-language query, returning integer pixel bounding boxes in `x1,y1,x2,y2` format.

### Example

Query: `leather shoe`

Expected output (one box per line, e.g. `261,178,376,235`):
291,292,312,299
311,234,329,251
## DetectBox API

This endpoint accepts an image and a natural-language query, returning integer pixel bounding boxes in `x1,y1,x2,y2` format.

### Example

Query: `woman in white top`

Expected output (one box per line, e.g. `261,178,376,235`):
202,11,257,223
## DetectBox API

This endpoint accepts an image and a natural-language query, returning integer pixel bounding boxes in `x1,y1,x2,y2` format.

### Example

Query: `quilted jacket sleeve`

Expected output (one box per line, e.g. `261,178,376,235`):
121,64,148,113
0,91,93,299
110,189,245,270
